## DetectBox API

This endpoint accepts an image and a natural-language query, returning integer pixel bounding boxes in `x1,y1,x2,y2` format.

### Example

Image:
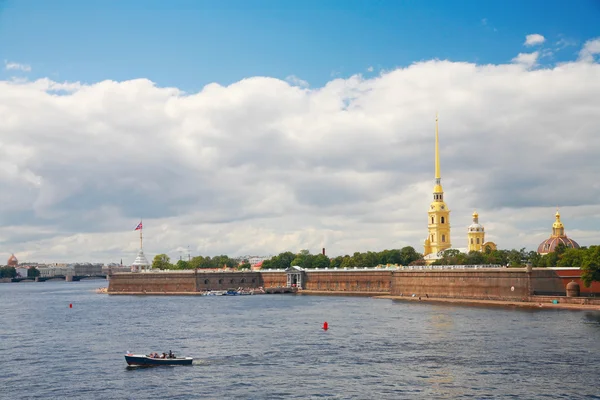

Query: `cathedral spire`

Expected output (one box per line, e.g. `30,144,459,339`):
435,113,441,185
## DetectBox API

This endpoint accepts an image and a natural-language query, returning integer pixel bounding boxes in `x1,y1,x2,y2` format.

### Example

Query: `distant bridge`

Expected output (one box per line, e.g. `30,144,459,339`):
12,275,108,282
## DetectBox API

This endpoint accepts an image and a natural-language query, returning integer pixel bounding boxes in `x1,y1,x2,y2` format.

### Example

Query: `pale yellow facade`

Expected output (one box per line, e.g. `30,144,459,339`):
467,210,497,252
467,211,485,252
424,115,451,257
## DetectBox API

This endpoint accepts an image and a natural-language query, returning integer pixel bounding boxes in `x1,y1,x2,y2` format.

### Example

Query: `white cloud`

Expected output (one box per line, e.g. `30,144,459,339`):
285,75,309,88
556,37,577,50
524,34,545,46
4,61,32,72
367,66,374,72
1,44,600,264
511,51,539,68
578,37,600,63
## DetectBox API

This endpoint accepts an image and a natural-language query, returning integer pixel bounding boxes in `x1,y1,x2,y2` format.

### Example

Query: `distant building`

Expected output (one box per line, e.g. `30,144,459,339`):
537,210,580,255
467,211,497,252
7,254,18,267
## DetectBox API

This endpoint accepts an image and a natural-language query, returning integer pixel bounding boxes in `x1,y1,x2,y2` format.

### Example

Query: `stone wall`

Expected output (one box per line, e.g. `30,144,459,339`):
390,269,530,300
530,269,569,295
107,267,600,298
305,270,392,293
109,272,197,293
195,271,263,291
552,268,600,295
260,271,287,288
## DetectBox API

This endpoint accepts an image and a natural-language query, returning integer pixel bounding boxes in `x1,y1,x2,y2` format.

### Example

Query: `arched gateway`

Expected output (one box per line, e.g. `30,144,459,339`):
286,266,305,289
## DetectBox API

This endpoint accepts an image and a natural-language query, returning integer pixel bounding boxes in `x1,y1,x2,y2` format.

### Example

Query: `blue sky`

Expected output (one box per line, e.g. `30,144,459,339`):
1,0,598,91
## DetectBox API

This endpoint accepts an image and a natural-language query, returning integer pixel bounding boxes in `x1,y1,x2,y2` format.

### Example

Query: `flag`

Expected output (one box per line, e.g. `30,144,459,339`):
134,221,143,231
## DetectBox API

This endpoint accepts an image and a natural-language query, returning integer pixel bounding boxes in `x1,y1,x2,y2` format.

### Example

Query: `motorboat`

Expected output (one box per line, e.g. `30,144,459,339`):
125,353,193,366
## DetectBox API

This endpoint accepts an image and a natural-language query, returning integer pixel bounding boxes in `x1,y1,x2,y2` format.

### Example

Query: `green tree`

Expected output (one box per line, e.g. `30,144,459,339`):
330,256,343,269
238,262,251,270
0,266,16,278
312,254,330,269
464,251,485,265
189,256,204,269
27,267,40,278
582,246,600,287
152,254,172,270
175,259,190,269
340,256,355,269
557,248,584,268
291,250,313,269
399,246,422,265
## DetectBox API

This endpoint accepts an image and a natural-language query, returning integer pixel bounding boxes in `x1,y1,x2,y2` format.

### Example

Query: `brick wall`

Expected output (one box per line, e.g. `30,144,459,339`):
109,272,197,293
305,270,392,293
390,269,531,300
195,272,263,291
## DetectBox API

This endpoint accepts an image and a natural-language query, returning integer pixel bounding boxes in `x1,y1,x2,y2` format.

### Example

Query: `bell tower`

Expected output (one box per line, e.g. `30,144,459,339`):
424,114,451,256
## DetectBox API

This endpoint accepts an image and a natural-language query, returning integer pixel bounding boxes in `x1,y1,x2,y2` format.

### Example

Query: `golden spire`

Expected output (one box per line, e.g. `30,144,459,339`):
432,113,443,196
435,113,440,182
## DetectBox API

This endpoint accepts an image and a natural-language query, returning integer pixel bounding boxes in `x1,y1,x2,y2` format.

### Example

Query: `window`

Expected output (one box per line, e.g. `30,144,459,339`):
441,216,445,224
476,238,480,244
431,216,434,224
470,238,473,244
431,235,434,242
442,235,446,242
204,279,210,284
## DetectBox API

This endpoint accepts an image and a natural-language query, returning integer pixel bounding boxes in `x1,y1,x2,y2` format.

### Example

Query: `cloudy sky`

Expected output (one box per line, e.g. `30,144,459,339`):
1,0,599,264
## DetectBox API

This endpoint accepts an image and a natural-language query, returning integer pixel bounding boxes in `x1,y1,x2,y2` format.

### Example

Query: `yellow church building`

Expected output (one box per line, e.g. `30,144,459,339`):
423,115,496,263
423,115,452,257
467,210,497,252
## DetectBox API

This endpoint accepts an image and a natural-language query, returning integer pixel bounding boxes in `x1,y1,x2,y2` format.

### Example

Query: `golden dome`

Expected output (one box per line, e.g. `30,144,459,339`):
538,209,579,254
472,210,479,218
552,210,564,229
433,184,443,193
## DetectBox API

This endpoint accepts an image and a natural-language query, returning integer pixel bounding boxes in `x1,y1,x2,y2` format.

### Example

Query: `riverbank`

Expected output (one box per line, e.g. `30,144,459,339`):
375,295,600,311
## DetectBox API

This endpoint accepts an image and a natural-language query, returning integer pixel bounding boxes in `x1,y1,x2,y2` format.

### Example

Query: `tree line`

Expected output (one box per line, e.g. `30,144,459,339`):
260,247,423,270
0,266,40,279
152,254,250,270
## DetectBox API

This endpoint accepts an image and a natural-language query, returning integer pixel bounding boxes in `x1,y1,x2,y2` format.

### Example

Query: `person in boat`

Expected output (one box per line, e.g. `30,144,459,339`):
168,350,174,359
161,352,167,359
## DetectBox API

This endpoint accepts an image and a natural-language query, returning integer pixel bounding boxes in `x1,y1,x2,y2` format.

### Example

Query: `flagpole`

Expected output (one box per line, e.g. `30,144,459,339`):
140,219,143,250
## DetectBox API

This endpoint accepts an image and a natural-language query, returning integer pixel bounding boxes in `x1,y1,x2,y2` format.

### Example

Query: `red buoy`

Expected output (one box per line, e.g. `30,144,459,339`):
323,321,328,330
69,303,72,308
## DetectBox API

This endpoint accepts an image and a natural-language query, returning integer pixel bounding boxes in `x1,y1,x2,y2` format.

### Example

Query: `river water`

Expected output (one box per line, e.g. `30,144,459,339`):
1,280,599,399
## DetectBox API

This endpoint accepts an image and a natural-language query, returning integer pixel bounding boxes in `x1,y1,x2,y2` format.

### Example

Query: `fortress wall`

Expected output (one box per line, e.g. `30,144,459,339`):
108,271,287,293
108,272,197,293
260,271,287,287
530,269,569,295
550,269,600,295
107,268,600,298
304,270,392,293
390,269,531,300
195,272,263,291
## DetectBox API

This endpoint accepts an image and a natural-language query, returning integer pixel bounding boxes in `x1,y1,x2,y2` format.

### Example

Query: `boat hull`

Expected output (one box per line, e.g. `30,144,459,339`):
125,354,193,366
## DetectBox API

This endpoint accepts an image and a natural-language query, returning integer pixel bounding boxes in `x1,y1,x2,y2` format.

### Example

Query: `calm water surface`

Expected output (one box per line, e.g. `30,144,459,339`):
1,280,600,399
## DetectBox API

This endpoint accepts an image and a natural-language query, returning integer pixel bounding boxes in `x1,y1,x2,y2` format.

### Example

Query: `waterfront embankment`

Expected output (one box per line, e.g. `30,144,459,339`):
375,295,600,310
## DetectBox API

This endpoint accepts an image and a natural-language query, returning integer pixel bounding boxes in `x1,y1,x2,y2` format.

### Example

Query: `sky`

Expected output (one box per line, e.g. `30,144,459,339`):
0,0,599,264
